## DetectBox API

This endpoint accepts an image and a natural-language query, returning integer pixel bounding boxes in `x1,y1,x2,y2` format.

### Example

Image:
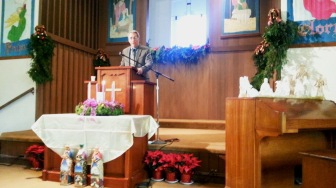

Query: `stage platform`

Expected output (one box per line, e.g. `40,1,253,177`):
0,126,226,186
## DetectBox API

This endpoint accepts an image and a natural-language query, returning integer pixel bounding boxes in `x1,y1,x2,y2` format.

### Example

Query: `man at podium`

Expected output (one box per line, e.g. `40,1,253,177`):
120,30,153,80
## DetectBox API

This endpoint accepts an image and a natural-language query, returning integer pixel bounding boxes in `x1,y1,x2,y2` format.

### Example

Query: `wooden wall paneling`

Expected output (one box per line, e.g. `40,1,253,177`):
55,0,60,36
72,51,80,112
63,0,68,39
98,0,108,49
61,46,69,112
79,0,83,44
83,1,87,47
78,53,84,104
66,48,74,112
68,1,74,41
50,44,58,114
56,45,64,113
74,0,79,43
51,0,57,34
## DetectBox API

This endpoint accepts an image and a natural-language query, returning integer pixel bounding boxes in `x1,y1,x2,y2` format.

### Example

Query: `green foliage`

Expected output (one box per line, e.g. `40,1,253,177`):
75,99,124,116
150,44,210,65
251,14,298,90
96,103,123,116
27,26,55,84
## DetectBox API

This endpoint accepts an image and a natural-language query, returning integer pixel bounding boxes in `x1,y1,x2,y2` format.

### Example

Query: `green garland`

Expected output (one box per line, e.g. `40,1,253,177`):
28,25,55,84
150,44,210,65
251,9,298,90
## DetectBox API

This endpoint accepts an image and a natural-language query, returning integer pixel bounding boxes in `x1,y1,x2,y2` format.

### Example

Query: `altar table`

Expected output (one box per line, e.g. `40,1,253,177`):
31,114,159,187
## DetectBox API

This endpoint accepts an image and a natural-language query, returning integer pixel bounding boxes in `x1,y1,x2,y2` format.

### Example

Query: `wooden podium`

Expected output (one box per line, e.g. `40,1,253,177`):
225,98,336,188
86,66,155,115
41,66,156,187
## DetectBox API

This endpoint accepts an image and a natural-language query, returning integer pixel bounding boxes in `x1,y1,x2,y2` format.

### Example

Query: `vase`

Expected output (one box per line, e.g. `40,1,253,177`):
165,171,177,183
180,173,193,184
151,169,164,181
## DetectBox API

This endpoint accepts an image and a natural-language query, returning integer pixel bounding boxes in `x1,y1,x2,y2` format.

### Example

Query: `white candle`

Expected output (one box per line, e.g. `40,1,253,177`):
102,80,106,92
96,83,99,101
87,82,91,99
111,81,115,101
102,80,106,101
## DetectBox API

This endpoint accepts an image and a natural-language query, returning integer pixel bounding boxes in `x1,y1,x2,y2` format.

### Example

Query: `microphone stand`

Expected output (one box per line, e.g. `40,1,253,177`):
119,52,175,144
149,68,174,145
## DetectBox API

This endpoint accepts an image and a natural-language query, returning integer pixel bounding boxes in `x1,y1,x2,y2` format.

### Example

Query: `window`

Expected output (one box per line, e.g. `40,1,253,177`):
148,0,208,48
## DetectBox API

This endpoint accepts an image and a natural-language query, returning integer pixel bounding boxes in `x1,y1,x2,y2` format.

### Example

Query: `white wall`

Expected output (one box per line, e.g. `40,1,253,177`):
0,0,39,134
281,1,336,103
0,59,36,134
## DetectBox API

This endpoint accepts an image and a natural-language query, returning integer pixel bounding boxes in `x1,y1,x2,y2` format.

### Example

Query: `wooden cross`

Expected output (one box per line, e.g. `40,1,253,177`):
106,81,122,101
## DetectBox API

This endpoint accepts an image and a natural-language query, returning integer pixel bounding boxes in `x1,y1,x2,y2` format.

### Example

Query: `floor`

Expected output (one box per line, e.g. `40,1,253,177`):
0,164,225,188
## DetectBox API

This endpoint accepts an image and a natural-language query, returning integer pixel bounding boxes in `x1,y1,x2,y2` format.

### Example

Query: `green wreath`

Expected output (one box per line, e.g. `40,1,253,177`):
28,25,55,84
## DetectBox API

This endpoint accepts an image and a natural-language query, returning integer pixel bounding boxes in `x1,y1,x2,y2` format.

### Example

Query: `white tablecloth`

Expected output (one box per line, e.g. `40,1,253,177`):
31,114,158,162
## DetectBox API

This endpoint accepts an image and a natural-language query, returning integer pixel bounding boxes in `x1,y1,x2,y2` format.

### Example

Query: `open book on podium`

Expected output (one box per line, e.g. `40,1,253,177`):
84,66,155,116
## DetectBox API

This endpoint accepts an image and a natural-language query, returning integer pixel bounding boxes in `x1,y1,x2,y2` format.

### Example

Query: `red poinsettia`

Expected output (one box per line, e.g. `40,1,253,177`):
25,145,45,170
144,150,165,171
177,153,201,175
161,153,179,172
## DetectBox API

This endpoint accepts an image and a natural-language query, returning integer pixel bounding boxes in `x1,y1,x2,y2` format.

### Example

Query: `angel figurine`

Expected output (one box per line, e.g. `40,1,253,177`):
74,145,87,187
90,147,104,188
60,145,74,185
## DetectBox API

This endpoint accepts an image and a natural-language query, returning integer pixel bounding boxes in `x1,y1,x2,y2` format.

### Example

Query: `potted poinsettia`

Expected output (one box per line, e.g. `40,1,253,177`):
144,150,165,181
161,153,179,182
25,145,45,170
177,153,201,184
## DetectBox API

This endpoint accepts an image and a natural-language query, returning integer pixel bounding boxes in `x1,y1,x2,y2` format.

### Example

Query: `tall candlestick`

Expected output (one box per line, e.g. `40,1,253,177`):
87,82,91,99
96,83,99,101
102,80,106,92
102,80,106,101
111,81,115,101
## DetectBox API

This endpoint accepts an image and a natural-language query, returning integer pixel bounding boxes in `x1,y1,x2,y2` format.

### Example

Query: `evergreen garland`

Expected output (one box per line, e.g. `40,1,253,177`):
150,44,210,65
28,25,55,84
251,9,298,90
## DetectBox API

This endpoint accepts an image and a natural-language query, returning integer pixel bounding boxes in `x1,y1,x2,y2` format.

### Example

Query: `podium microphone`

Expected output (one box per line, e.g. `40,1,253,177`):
119,52,125,57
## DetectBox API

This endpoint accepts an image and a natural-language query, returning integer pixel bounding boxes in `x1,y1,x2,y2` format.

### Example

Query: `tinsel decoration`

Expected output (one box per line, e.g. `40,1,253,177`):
150,44,210,65
251,8,298,90
28,25,55,84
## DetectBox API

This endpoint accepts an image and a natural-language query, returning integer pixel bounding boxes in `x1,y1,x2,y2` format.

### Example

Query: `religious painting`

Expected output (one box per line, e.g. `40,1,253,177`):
108,0,136,43
287,0,336,45
0,0,35,57
221,0,259,38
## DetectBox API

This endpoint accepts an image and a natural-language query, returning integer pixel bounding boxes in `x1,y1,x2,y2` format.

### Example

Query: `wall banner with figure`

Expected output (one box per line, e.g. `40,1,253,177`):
221,0,259,38
0,0,35,57
287,0,336,45
108,0,136,43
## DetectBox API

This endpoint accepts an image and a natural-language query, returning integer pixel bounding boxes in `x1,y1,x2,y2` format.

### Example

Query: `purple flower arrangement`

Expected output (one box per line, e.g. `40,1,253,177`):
75,99,124,116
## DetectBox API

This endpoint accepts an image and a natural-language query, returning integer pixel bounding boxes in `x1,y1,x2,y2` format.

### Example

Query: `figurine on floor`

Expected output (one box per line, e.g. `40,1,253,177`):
74,144,87,187
90,147,104,188
60,145,74,185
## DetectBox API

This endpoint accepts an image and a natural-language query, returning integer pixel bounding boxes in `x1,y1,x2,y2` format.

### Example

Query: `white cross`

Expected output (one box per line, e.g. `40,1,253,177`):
105,81,122,101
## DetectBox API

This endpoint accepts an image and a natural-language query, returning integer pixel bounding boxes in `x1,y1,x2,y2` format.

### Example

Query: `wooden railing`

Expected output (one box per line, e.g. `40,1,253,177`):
0,87,34,111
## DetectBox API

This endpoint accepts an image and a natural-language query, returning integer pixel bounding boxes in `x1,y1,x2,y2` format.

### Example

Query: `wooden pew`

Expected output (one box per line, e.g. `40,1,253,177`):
225,98,336,188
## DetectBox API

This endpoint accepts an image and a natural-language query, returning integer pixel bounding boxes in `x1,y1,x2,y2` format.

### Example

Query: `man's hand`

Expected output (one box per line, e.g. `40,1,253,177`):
137,68,143,75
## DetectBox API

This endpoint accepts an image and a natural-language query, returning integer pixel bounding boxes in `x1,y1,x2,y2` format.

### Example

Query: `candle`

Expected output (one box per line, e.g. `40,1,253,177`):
96,83,99,101
87,82,91,99
102,80,106,101
111,81,115,101
102,80,106,92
